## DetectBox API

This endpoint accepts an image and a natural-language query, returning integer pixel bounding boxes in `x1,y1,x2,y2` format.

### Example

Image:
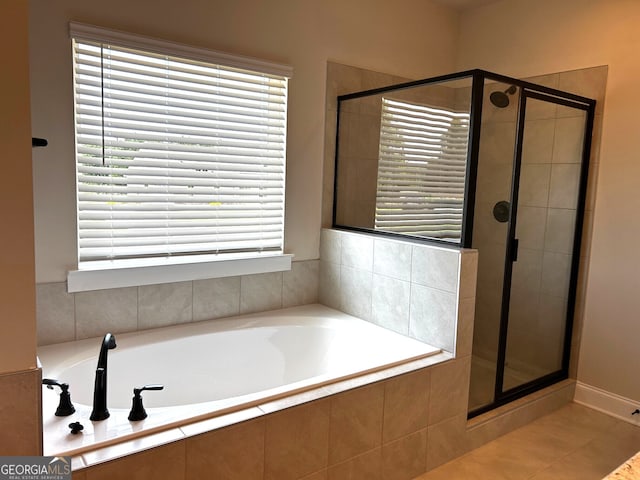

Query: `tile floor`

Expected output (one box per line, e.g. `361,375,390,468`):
414,402,640,480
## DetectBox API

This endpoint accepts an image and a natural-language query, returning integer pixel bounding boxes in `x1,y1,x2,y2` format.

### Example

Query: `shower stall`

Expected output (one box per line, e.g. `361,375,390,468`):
332,69,595,417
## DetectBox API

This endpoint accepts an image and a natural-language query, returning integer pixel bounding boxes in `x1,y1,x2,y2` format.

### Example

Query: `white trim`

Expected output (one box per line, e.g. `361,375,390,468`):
67,253,293,292
574,381,640,426
69,21,293,79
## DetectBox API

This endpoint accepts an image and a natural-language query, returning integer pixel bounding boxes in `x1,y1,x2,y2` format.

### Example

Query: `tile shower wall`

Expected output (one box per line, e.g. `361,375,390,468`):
35,260,319,346
319,228,477,355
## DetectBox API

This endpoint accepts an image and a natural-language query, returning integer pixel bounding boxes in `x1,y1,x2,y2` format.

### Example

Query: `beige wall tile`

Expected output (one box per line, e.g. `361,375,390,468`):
409,284,457,353
458,250,478,300
544,208,576,254
340,265,372,321
522,118,555,164
455,296,476,358
509,248,542,297
523,94,558,121
75,287,138,340
371,274,410,335
411,246,459,293
265,399,331,480
373,239,412,281
192,276,241,321
283,260,320,308
36,282,75,345
0,368,42,455
516,206,547,251
240,272,283,314
548,163,581,209
320,229,342,265
382,429,428,480
383,369,430,443
85,441,185,480
327,448,382,480
426,413,469,471
138,281,193,329
541,252,571,299
186,419,264,480
518,164,551,208
552,116,586,163
478,107,518,149
474,161,512,206
328,383,384,465
341,232,373,271
318,260,341,310
428,357,471,425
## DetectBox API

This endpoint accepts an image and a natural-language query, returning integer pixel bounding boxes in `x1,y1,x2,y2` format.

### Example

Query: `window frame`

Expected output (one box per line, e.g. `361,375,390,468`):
67,22,293,292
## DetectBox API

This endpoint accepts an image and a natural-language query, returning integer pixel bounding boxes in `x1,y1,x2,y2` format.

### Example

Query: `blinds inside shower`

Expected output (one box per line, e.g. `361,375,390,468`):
375,98,470,241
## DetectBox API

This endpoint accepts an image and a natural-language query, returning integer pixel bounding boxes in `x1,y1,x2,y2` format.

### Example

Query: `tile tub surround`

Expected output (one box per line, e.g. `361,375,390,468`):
70,365,576,479
35,259,319,346
0,368,43,455
319,228,478,356
40,304,443,457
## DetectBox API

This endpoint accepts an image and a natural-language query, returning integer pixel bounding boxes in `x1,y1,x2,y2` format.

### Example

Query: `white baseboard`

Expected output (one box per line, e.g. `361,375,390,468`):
574,381,640,425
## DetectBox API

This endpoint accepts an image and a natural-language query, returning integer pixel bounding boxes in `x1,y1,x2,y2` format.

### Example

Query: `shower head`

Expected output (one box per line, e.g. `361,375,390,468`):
490,85,517,108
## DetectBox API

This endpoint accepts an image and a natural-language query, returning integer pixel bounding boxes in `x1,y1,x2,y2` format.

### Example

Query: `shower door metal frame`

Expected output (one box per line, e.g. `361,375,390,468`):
469,76,596,418
331,69,596,418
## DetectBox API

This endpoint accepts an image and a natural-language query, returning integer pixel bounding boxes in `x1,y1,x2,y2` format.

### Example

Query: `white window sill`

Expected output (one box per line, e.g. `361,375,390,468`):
67,252,293,293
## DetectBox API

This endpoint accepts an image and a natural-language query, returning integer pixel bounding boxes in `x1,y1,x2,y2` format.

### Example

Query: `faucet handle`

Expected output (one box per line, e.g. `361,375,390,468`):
42,378,76,416
128,384,164,421
133,384,164,396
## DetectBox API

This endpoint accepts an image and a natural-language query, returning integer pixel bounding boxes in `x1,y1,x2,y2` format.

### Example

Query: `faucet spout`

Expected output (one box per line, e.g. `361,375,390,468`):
90,333,117,421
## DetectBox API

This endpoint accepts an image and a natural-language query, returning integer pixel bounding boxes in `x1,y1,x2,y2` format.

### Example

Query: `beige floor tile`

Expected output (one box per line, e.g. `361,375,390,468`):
300,470,328,480
413,403,640,480
417,451,530,480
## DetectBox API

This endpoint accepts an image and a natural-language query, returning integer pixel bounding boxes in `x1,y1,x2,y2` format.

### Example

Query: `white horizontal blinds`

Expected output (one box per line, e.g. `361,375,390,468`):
375,98,470,240
73,37,288,262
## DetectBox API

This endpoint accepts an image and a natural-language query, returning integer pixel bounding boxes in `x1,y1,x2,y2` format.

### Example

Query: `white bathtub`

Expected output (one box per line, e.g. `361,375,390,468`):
39,304,442,456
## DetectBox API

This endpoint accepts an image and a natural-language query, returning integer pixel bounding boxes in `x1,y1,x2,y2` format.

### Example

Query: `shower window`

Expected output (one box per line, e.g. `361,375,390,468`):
375,98,470,239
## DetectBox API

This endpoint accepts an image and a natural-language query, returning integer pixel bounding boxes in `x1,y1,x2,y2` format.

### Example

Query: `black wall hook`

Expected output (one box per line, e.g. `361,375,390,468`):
32,137,48,147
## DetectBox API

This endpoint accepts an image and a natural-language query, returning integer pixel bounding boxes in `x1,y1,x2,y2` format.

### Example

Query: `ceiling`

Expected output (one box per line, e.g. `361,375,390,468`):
431,0,502,11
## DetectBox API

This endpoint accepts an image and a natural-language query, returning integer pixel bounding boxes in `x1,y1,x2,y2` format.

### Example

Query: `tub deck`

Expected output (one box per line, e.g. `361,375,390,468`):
38,304,448,459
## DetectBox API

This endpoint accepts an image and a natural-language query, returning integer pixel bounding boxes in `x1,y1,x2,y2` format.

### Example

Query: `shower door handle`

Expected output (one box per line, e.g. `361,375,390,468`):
510,238,519,262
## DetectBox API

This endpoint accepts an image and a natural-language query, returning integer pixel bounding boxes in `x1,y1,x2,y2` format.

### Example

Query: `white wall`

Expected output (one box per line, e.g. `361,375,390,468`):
29,0,459,283
457,0,640,402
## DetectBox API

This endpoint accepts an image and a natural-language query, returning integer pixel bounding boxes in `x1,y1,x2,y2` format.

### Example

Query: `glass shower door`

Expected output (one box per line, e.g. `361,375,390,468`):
467,81,519,412
499,91,589,394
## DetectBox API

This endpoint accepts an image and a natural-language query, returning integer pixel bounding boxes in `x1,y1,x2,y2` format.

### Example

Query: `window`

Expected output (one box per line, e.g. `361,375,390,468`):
375,98,470,241
70,23,291,274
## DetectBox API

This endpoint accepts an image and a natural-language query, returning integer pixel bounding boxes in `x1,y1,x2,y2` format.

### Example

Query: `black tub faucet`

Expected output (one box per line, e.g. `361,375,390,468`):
90,333,117,421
